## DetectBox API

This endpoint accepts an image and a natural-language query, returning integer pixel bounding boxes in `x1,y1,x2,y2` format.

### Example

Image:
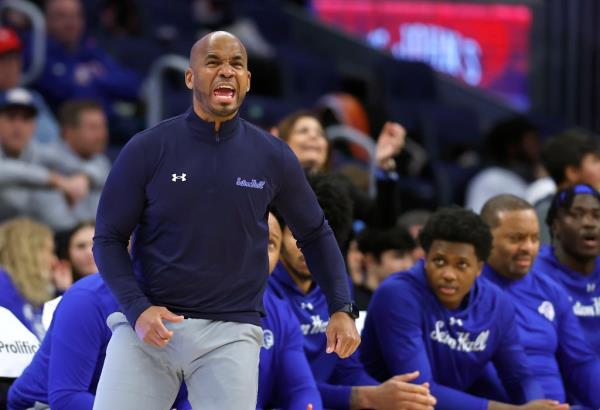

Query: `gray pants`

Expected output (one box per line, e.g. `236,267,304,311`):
93,312,263,410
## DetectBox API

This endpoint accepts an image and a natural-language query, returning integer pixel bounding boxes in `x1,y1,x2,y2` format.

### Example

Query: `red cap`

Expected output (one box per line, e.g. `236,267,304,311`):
0,27,22,55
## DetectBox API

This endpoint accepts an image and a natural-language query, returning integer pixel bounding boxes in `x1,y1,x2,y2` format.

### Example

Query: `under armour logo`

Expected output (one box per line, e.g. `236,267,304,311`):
172,173,187,182
587,283,597,293
301,302,314,310
449,317,463,327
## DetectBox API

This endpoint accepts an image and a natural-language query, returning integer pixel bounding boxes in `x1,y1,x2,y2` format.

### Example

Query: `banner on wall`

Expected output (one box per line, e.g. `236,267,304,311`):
314,0,532,109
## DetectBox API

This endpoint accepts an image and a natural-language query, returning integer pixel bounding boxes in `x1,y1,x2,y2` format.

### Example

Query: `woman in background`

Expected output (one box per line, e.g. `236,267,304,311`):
54,221,98,291
0,218,57,339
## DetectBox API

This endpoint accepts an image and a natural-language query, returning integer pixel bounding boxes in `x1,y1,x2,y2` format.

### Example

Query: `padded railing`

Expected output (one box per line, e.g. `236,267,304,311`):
0,0,46,86
145,54,188,127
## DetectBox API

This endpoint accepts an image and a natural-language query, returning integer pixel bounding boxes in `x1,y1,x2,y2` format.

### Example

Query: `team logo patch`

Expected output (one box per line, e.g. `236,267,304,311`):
236,177,265,189
262,329,274,349
538,301,555,321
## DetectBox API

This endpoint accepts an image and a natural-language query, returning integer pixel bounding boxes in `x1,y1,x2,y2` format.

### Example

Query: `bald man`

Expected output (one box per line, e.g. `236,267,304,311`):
92,31,360,410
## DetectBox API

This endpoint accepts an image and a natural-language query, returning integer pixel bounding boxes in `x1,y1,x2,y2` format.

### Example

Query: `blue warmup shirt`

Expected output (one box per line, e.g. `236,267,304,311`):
534,245,600,354
483,265,600,408
93,109,352,327
8,274,117,409
7,274,190,410
269,263,377,410
258,286,322,410
0,268,45,340
361,260,543,410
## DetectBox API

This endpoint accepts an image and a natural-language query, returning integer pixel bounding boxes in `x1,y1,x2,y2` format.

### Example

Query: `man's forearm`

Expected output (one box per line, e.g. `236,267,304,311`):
350,386,375,409
488,401,519,410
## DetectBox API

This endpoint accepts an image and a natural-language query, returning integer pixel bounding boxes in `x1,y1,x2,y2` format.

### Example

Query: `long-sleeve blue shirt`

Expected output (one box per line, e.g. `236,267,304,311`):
534,245,600,354
7,274,117,409
269,263,377,410
93,109,352,327
7,274,189,410
361,260,543,410
482,264,600,408
258,286,322,410
0,269,45,340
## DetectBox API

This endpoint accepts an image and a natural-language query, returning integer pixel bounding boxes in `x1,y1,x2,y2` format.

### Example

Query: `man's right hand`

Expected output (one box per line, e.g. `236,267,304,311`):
351,371,436,410
134,306,184,348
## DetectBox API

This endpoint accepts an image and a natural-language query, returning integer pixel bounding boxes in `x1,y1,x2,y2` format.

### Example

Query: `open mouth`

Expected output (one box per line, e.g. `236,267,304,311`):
514,257,531,269
213,85,236,104
438,286,457,296
581,233,599,248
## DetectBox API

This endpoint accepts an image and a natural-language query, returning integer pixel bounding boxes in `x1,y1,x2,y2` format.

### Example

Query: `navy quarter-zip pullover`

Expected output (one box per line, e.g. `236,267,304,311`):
93,108,352,327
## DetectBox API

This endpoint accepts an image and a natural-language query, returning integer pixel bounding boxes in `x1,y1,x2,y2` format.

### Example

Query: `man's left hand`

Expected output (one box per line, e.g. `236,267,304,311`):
326,311,361,358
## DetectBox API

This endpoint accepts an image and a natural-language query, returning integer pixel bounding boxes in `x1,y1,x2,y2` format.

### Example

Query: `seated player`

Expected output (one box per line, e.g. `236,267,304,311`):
361,207,562,410
269,173,436,410
7,273,189,410
257,212,322,410
534,184,600,354
481,194,600,408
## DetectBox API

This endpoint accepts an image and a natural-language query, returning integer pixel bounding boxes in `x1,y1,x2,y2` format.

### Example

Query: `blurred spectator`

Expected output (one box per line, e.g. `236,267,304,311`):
466,117,543,213
0,26,60,144
275,110,404,228
0,218,57,340
31,0,141,118
29,100,110,232
397,208,432,260
354,226,416,309
54,220,97,291
534,129,600,244
99,0,141,37
0,88,97,229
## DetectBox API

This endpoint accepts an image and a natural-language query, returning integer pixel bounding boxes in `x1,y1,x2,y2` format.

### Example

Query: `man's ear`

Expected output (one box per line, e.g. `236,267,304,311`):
246,71,251,92
565,164,581,184
476,260,484,277
185,69,193,90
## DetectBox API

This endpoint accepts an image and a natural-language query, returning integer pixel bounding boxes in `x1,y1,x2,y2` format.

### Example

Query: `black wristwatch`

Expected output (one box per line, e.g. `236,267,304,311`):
337,302,360,320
